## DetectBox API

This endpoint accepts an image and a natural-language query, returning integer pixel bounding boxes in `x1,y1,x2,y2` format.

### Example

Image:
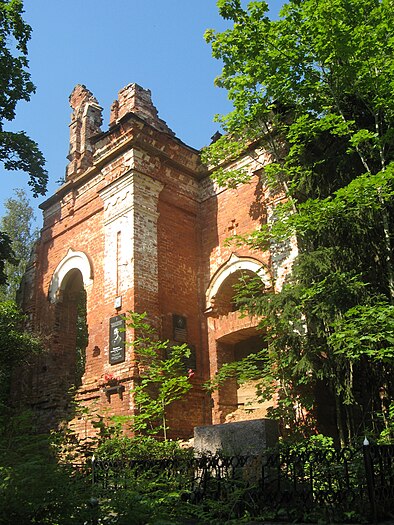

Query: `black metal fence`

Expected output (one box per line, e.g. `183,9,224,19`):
363,444,394,523
89,444,394,523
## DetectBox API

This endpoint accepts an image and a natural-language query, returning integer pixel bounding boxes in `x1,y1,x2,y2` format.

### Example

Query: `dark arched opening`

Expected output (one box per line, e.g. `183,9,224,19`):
209,268,271,423
54,268,88,388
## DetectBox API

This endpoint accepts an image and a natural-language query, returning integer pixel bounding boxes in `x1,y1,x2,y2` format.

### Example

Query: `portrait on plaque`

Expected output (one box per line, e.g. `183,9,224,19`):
109,315,125,364
173,314,187,342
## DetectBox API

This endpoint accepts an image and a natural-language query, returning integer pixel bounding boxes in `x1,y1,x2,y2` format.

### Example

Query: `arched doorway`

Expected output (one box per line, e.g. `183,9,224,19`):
45,250,92,419
50,267,89,389
206,255,273,424
53,268,88,387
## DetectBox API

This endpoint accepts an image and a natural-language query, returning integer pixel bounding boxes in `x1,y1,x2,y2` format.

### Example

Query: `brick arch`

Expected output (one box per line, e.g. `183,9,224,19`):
48,249,93,303
206,254,271,311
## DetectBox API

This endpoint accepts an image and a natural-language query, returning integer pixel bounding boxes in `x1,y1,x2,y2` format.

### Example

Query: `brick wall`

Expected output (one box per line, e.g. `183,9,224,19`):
17,83,295,439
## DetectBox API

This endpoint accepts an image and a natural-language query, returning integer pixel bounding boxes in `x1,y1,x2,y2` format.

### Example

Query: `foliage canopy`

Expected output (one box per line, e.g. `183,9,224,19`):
0,1,47,286
204,0,394,444
0,0,47,196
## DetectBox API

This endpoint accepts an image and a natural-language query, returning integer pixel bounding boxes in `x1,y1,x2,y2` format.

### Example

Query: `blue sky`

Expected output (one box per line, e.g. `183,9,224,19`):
0,0,283,224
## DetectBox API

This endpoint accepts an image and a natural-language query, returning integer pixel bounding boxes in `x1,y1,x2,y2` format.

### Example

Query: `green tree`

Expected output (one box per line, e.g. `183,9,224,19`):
204,0,394,444
0,233,16,289
0,0,47,287
126,312,193,441
0,188,38,301
0,0,47,196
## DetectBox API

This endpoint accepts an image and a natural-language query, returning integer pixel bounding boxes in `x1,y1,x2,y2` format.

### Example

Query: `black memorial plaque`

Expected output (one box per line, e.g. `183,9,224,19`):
173,314,187,342
109,315,125,365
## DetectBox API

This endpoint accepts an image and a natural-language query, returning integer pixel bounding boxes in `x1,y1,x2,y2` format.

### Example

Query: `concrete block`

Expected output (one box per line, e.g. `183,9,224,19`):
194,419,279,456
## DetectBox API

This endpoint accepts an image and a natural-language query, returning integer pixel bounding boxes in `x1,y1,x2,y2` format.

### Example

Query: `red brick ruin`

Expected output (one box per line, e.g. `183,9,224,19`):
17,84,297,439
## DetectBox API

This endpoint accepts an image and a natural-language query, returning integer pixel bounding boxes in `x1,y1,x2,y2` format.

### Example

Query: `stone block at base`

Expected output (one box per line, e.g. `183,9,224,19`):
194,419,279,456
